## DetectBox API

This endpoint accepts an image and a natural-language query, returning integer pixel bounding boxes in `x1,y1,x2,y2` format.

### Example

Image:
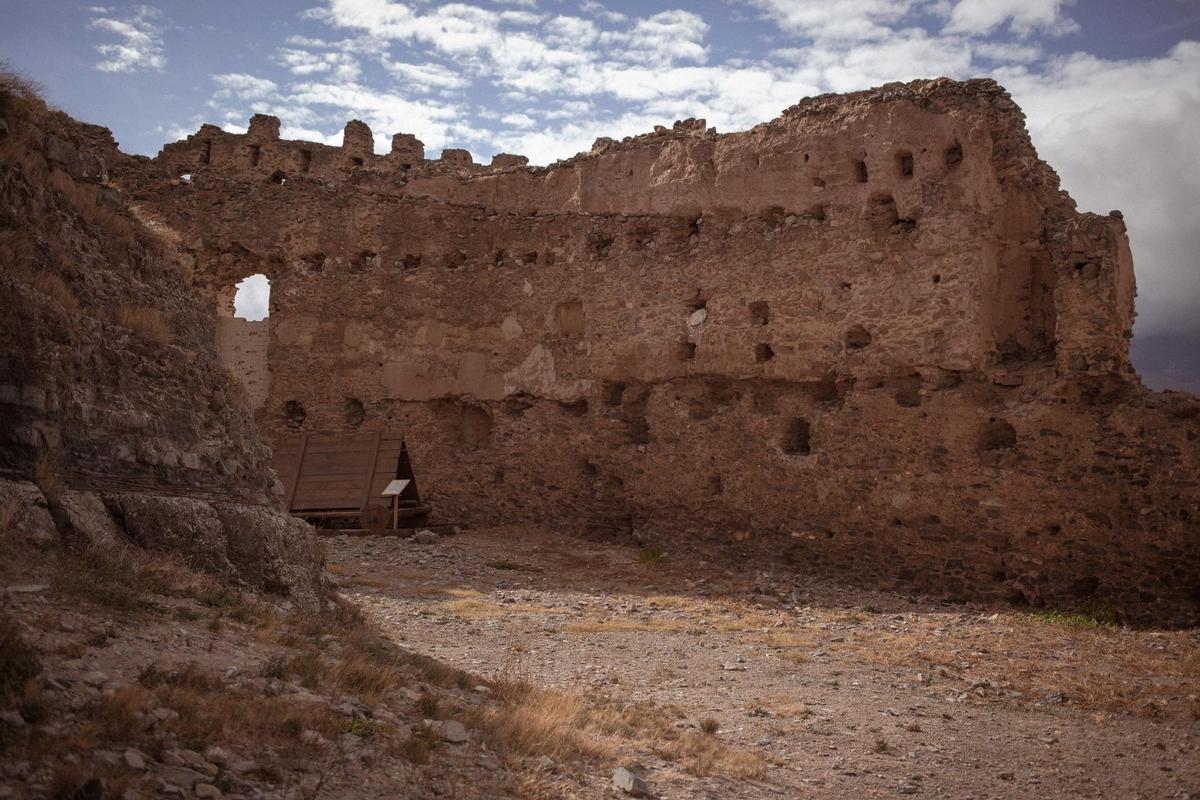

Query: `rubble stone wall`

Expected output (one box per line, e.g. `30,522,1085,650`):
124,78,1198,623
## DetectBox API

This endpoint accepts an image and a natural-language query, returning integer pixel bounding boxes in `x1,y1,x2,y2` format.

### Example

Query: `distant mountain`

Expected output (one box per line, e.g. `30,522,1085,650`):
1132,331,1200,394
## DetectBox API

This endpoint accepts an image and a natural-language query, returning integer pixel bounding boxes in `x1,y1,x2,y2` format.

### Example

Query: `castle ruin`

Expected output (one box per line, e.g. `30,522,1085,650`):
118,79,1199,623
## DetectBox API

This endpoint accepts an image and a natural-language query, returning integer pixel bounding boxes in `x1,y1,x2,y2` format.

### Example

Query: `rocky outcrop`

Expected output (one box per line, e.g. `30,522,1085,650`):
0,74,326,607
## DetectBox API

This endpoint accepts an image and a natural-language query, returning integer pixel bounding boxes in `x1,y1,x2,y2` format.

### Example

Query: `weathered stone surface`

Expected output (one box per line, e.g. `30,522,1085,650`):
56,490,122,549
612,767,648,796
0,91,325,606
0,480,56,539
105,493,326,605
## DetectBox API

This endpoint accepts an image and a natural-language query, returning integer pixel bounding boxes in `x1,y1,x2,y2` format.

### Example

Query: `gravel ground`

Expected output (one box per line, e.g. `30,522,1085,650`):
329,525,1200,800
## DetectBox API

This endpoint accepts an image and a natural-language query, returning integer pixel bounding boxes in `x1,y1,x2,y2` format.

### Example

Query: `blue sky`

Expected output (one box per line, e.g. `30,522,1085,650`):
2,0,1199,384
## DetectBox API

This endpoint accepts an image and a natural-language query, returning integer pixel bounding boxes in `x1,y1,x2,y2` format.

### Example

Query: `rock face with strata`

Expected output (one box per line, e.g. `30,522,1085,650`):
109,78,1199,622
0,83,326,605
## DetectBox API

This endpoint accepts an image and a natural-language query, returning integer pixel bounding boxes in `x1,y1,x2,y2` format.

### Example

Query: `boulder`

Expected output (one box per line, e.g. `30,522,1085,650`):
104,493,326,607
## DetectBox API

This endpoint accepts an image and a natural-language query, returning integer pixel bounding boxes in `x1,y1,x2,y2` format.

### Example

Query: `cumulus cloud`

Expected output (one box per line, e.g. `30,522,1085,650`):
741,0,921,41
212,73,279,99
943,0,1079,37
90,4,166,73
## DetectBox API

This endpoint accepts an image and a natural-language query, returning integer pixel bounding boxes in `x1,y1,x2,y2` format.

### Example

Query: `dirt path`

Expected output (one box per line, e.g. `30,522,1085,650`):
328,526,1200,800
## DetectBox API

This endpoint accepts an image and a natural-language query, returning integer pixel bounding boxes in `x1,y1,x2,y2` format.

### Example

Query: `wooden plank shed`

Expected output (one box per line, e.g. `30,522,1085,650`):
272,431,428,528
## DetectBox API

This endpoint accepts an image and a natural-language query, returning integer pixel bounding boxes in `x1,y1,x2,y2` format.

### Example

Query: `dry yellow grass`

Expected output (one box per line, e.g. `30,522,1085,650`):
465,658,766,779
657,731,767,779
847,616,1200,719
442,598,566,618
471,677,614,761
114,305,173,344
45,169,137,243
564,617,693,634
31,272,78,313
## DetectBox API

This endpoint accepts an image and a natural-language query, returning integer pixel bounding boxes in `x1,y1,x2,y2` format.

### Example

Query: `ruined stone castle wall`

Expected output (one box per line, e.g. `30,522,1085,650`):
125,79,1198,623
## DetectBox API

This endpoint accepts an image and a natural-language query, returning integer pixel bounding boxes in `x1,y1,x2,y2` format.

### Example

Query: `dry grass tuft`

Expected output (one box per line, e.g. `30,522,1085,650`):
657,730,767,779
114,305,173,344
45,169,137,243
474,676,612,760
466,659,765,779
31,272,78,313
52,544,234,617
0,63,43,115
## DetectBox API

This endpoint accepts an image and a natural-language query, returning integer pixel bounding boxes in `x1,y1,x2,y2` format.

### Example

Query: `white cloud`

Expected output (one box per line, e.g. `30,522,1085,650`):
384,59,471,90
944,0,1078,37
90,4,166,73
212,73,279,99
286,79,466,153
742,0,920,41
579,0,626,24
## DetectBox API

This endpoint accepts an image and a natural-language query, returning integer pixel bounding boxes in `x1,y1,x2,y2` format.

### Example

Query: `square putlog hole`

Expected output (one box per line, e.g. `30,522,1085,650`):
556,301,585,335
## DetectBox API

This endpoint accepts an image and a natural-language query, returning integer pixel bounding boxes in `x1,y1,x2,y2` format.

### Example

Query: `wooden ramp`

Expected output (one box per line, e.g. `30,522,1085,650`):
272,431,429,528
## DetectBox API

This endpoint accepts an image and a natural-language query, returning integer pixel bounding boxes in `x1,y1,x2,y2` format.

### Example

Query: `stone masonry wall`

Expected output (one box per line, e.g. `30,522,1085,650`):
122,78,1199,624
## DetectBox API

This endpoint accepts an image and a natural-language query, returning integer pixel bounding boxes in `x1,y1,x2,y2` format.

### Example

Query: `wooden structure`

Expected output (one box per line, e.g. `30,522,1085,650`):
272,432,429,528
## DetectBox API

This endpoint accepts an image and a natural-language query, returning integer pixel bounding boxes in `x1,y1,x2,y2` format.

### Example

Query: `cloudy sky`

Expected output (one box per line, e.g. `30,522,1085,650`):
3,0,1198,388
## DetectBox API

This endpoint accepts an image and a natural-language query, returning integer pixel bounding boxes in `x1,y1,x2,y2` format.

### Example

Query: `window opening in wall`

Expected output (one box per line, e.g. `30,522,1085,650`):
755,343,775,363
179,173,192,182
782,418,811,455
897,151,914,178
678,341,697,361
945,141,963,170
233,273,270,321
845,324,872,349
344,397,365,428
749,301,769,325
269,170,287,185
855,159,869,183
350,156,365,167
285,400,306,428
300,150,312,173
201,140,212,164
603,381,626,406
248,145,261,166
